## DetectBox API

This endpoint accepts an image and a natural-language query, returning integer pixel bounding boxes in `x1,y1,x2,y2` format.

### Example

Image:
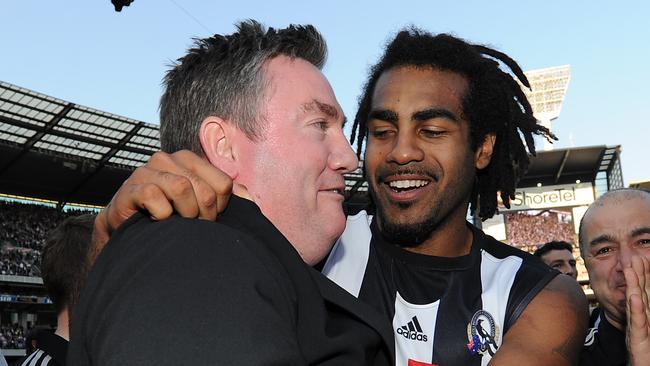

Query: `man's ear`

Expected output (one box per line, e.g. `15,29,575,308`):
475,133,496,170
199,116,238,178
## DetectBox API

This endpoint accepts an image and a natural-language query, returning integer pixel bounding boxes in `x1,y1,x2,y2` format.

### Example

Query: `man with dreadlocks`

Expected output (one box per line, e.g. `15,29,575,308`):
91,28,588,365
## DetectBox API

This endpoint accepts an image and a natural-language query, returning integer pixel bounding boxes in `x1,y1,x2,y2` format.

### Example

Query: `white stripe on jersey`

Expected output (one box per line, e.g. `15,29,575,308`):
322,211,373,297
25,350,43,366
393,292,439,366
478,250,522,366
41,354,52,366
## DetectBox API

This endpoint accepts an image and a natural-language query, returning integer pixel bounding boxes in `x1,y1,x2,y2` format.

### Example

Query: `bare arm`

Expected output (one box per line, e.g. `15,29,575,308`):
488,274,589,366
625,255,650,366
89,150,233,266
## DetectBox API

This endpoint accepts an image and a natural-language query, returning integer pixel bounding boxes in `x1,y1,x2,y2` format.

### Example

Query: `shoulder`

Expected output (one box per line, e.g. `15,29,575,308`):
474,226,556,282
16,348,64,366
96,213,283,278
476,227,544,266
493,274,588,365
472,227,560,331
70,215,301,364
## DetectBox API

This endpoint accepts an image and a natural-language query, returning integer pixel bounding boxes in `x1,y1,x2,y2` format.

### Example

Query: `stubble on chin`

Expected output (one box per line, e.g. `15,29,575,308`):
375,202,440,248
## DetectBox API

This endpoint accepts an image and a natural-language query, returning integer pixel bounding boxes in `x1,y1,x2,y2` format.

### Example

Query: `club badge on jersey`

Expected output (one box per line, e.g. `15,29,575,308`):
466,310,500,356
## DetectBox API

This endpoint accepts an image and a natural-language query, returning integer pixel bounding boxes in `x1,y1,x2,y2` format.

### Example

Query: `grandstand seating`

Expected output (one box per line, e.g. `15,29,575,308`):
0,200,92,278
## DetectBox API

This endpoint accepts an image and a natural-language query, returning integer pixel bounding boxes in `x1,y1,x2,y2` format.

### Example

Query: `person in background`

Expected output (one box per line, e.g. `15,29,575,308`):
534,240,578,279
15,214,94,366
579,188,650,366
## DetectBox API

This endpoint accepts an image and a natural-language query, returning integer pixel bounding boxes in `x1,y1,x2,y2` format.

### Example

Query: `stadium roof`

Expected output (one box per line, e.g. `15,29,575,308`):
629,180,650,191
0,80,160,206
517,145,622,189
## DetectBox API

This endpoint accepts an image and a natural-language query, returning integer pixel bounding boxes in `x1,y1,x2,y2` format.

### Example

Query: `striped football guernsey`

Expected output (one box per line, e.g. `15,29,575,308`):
323,210,557,366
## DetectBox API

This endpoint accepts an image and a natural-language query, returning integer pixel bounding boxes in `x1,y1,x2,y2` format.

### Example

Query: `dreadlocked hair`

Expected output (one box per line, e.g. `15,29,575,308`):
350,28,556,220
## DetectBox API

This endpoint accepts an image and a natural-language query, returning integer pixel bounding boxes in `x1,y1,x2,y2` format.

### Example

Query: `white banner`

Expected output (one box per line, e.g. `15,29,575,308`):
499,183,595,212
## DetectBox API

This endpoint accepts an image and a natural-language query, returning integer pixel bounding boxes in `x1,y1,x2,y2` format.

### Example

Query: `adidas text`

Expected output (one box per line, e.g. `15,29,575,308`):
396,328,428,342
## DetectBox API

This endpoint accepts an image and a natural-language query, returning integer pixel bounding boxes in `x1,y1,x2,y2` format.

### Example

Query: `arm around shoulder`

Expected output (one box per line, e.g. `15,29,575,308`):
489,274,589,366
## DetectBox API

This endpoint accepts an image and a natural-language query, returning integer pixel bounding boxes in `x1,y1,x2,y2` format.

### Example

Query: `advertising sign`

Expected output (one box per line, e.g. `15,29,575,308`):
499,183,594,213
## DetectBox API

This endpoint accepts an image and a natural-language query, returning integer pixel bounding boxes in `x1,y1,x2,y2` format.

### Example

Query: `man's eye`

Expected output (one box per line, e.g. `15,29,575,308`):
595,247,612,256
314,121,328,131
639,238,650,246
421,129,444,138
370,130,392,139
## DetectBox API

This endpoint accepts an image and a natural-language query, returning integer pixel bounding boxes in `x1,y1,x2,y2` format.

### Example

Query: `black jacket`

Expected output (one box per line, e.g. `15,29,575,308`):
68,196,393,365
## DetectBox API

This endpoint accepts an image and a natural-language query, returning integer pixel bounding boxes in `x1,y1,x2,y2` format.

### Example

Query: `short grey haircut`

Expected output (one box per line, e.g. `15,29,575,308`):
159,20,327,154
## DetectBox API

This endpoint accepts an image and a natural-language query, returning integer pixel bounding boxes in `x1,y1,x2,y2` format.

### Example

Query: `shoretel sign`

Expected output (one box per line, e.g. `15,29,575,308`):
498,183,595,212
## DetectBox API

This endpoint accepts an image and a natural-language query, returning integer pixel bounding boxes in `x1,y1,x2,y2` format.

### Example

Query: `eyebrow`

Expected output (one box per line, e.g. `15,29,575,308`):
412,108,459,123
368,107,459,125
589,234,616,247
300,99,346,124
368,109,398,124
631,226,650,237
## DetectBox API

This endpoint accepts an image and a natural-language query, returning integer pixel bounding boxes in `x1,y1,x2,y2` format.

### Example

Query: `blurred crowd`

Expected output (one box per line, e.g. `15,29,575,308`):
0,201,92,278
505,210,575,252
0,324,27,350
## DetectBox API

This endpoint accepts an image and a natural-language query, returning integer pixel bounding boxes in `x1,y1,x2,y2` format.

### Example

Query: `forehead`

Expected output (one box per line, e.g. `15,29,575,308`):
263,55,342,118
542,249,574,262
371,66,469,111
583,195,650,240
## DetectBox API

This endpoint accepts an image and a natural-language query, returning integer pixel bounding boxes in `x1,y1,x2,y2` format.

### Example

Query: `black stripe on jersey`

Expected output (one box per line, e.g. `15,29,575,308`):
412,316,423,333
432,253,484,366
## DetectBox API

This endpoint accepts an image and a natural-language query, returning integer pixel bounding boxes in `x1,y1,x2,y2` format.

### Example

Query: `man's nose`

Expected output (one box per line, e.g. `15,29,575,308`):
615,247,633,271
329,130,359,174
386,131,424,165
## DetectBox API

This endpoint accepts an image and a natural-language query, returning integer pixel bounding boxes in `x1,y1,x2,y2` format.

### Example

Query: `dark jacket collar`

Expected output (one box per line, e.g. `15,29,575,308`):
220,196,394,357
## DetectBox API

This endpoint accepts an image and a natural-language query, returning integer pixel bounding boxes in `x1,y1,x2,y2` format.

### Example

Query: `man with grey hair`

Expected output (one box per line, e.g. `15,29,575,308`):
68,21,392,366
579,188,650,366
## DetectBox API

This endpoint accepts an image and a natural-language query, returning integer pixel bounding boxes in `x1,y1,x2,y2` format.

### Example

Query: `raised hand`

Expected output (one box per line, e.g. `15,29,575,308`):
624,255,650,366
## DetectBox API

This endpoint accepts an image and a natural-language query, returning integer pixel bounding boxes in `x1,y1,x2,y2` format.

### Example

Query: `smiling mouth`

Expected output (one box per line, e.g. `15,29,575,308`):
385,179,430,193
321,188,344,195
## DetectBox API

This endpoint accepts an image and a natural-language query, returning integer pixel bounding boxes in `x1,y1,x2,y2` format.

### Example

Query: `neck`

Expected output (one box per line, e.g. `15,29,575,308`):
55,309,69,341
603,309,625,332
403,203,473,257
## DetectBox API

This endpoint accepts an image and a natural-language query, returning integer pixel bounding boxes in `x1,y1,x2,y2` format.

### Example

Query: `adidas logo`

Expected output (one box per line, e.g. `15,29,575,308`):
396,316,428,342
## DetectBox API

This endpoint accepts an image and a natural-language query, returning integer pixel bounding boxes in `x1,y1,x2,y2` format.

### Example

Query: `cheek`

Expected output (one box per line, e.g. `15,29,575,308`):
364,149,383,178
591,265,615,287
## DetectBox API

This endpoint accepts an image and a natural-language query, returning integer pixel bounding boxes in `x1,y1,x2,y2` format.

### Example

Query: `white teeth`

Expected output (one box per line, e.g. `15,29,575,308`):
388,180,429,189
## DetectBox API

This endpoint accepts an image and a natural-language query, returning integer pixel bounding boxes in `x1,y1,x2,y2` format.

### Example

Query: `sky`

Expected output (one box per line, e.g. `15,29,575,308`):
1,0,648,184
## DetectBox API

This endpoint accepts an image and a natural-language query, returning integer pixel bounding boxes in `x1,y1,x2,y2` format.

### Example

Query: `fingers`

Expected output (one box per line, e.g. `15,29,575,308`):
629,294,649,340
168,151,232,220
630,256,650,325
101,149,233,241
641,257,650,326
87,210,112,267
108,166,181,226
625,256,650,366
625,264,639,337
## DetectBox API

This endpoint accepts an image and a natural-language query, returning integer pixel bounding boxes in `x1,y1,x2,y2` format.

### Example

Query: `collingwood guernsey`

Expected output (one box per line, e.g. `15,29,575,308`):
323,211,558,366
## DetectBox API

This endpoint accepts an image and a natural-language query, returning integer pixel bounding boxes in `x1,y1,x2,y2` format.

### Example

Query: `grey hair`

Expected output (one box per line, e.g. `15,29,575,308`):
159,20,327,154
